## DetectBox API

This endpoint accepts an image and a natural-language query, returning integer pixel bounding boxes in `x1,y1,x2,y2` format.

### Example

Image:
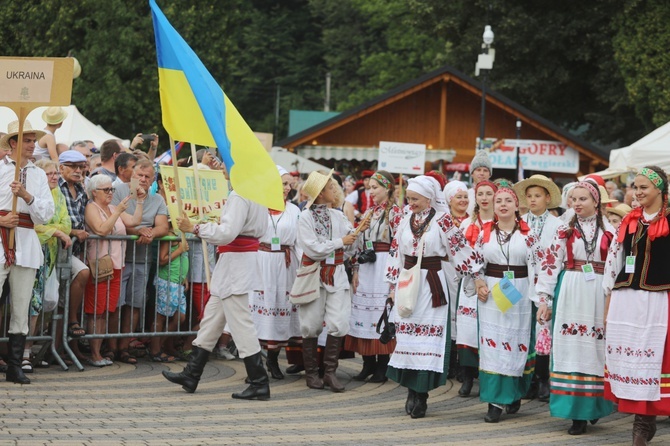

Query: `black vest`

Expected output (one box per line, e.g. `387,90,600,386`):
614,212,670,291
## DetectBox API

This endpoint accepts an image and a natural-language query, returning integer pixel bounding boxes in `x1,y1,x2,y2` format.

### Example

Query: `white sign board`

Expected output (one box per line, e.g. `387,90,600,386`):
378,141,426,175
476,138,580,174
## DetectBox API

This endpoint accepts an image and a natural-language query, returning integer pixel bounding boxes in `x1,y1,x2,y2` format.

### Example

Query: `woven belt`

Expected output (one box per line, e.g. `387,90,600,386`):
373,242,391,252
216,235,259,254
563,259,605,275
486,263,528,278
404,255,447,308
259,242,292,268
0,211,34,267
302,249,344,286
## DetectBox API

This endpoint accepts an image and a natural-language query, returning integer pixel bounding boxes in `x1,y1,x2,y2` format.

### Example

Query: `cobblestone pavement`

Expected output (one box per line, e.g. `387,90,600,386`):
0,354,667,445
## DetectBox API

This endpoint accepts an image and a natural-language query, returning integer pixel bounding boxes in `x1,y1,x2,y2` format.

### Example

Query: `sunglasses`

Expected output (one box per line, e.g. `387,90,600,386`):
96,187,115,194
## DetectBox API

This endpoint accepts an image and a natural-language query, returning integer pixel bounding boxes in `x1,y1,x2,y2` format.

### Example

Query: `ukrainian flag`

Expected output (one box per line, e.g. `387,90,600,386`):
491,277,523,314
149,0,284,211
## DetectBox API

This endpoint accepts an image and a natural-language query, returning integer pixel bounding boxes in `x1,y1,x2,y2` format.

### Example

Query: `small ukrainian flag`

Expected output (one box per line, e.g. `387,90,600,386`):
491,277,523,314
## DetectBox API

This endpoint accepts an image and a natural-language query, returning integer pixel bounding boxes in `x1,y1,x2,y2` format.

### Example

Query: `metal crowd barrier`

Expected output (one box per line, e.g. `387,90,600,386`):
0,235,214,371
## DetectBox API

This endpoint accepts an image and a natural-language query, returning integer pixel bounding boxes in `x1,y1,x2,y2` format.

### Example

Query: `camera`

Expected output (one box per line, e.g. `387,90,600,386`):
379,321,396,344
140,133,155,142
357,249,377,264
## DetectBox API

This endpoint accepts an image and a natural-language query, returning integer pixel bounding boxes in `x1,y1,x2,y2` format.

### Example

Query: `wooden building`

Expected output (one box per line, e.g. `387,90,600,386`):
277,65,608,177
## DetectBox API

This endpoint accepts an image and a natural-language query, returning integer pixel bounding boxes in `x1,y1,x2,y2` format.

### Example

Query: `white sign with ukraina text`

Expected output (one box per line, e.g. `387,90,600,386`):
378,141,426,175
0,59,54,103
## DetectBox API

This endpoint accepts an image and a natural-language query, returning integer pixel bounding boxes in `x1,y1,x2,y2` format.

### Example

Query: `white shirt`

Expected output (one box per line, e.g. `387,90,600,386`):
0,157,55,268
199,191,267,299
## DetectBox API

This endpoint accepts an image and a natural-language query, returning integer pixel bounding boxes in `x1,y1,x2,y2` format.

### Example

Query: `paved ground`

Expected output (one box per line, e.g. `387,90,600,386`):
0,354,667,445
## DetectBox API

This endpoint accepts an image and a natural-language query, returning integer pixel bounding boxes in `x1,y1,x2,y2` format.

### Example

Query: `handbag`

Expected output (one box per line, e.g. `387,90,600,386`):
289,261,321,304
43,266,60,313
376,298,396,344
395,232,426,319
89,254,114,282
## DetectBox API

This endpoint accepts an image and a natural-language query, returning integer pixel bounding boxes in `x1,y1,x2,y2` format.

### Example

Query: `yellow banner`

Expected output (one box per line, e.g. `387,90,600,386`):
159,165,228,232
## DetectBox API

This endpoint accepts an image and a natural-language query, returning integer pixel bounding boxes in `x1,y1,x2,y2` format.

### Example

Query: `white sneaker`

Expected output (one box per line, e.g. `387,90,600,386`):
214,346,236,360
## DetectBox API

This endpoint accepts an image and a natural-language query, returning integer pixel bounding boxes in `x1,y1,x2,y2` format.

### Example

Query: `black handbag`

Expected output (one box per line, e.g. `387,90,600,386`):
377,298,396,344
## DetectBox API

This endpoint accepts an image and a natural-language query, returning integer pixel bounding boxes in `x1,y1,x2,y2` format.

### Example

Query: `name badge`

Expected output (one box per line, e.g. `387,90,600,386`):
504,270,515,280
581,263,596,282
625,255,636,273
365,240,374,250
271,237,281,251
326,252,336,265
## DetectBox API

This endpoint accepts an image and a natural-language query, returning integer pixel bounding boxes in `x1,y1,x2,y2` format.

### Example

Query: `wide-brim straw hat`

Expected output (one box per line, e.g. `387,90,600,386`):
598,185,618,204
606,203,632,218
0,120,46,151
303,169,334,208
513,174,562,209
42,106,68,125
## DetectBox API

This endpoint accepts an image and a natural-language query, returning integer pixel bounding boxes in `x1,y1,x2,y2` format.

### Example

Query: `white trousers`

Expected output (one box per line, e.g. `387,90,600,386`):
0,265,37,335
299,288,351,338
192,294,260,359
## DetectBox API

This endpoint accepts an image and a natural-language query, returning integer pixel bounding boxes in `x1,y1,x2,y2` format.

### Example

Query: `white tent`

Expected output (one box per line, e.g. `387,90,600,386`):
586,121,670,179
270,147,328,174
0,105,127,148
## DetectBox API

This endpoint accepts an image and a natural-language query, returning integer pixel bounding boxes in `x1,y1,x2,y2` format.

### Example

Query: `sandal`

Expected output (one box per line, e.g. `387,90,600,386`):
21,359,34,373
119,350,137,365
67,322,86,338
101,350,117,362
151,351,176,363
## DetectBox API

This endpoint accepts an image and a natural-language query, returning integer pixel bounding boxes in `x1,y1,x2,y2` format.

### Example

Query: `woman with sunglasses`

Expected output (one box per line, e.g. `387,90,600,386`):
83,174,145,366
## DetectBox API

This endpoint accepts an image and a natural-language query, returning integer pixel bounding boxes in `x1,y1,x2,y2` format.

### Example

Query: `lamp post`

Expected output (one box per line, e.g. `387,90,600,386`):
516,118,522,180
476,25,495,150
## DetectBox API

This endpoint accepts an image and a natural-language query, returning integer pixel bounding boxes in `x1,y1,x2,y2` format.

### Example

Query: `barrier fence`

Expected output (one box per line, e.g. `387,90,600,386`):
6,235,210,372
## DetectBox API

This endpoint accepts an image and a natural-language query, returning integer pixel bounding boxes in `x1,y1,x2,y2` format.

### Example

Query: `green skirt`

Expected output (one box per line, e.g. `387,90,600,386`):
387,314,451,393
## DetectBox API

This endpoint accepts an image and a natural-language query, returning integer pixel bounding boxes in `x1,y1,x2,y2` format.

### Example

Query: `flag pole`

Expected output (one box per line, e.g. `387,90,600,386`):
168,137,187,247
189,143,211,289
9,106,28,250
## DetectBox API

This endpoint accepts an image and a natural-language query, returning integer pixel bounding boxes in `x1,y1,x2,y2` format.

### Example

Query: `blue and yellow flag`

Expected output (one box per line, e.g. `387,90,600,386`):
149,0,284,211
491,277,523,314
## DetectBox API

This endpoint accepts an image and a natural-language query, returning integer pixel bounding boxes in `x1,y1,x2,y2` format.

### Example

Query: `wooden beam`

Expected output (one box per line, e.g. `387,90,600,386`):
439,80,447,148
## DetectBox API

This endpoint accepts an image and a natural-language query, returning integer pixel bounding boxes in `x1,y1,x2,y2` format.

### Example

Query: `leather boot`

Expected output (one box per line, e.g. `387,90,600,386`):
6,334,30,384
411,392,428,418
633,415,657,445
265,349,284,380
405,388,417,415
285,364,304,374
458,366,474,397
353,355,376,381
536,354,550,401
232,352,270,400
162,345,209,393
302,337,323,389
485,404,503,423
368,355,389,383
322,335,345,392
568,419,587,435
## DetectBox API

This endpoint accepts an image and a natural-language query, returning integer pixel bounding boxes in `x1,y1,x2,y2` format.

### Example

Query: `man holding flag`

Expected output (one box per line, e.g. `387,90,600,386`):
149,0,283,400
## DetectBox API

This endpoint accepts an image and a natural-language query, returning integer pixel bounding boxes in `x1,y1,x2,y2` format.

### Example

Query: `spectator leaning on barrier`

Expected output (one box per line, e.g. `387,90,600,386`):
112,159,169,363
0,120,55,384
58,150,92,344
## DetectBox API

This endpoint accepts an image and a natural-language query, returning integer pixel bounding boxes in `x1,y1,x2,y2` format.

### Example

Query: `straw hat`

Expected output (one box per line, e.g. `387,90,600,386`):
598,185,618,204
42,106,68,125
0,120,46,151
606,203,632,218
302,169,334,208
513,174,562,208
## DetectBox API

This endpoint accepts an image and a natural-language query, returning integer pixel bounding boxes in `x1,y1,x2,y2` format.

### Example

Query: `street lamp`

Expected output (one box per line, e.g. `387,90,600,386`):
476,25,495,150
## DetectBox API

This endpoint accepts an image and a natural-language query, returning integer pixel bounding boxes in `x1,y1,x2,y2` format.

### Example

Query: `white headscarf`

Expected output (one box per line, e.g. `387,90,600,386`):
276,165,289,177
443,180,468,206
561,181,577,209
407,176,449,213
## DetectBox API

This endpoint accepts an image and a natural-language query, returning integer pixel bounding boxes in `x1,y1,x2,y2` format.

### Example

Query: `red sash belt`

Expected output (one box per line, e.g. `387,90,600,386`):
216,235,260,254
563,259,605,275
485,263,529,278
0,211,34,267
259,242,292,268
373,242,391,252
302,249,344,286
403,255,447,308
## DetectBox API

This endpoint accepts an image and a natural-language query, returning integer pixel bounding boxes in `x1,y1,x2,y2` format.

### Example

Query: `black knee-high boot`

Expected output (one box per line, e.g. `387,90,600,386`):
368,355,389,383
536,354,550,402
353,355,376,381
162,345,209,393
6,334,30,384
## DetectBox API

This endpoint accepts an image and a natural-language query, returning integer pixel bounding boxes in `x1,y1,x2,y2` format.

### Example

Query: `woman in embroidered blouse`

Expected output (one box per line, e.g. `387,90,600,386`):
385,176,482,419
603,165,670,445
455,180,497,397
250,166,301,380
346,171,402,383
84,174,144,366
534,180,614,435
473,184,539,423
